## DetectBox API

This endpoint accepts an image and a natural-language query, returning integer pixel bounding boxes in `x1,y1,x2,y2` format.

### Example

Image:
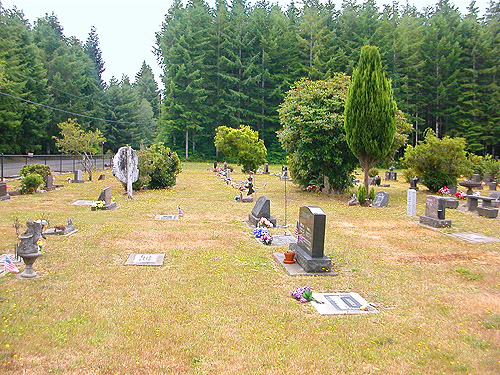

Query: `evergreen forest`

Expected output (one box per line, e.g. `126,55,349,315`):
1,0,499,161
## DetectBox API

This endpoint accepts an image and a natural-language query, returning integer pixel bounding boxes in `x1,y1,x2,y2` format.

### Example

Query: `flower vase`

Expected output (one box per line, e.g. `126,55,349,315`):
283,251,296,264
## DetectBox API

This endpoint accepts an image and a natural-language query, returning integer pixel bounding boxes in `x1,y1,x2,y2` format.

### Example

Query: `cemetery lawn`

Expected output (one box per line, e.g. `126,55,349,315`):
1,163,499,374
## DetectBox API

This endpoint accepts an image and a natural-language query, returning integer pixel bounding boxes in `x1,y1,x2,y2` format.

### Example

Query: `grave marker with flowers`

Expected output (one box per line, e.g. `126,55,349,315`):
248,196,276,227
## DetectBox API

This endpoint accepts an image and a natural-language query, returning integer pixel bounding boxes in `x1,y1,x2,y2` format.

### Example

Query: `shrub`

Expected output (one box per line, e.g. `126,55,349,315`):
401,130,472,192
20,173,43,194
129,142,181,190
368,168,379,178
19,164,51,179
369,186,376,200
357,185,367,204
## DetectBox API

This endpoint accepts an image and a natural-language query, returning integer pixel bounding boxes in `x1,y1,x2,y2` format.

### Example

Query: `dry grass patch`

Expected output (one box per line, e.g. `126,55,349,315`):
0,163,499,374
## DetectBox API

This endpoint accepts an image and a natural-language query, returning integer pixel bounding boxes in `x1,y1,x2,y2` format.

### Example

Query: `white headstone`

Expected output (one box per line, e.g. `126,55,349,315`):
407,189,417,216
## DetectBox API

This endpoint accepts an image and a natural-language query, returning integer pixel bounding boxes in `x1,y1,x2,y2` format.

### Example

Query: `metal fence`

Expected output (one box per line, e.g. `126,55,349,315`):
0,153,113,180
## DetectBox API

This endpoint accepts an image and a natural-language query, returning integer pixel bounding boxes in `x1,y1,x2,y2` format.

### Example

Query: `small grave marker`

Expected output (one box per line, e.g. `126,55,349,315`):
0,182,11,200
125,253,165,266
310,292,379,315
407,189,417,216
155,214,179,221
248,196,277,227
72,170,84,183
372,192,389,207
451,232,500,243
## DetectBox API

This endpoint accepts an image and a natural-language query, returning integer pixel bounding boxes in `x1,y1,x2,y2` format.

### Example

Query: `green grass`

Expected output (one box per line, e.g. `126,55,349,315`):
0,163,499,374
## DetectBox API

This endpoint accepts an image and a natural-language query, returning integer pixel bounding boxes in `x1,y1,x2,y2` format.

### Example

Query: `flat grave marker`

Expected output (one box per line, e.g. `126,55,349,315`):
451,232,500,243
124,253,165,266
155,214,179,221
310,292,379,315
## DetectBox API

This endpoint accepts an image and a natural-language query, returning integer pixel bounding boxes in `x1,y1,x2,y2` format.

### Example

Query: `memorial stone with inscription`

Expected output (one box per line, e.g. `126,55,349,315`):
407,189,417,216
0,182,10,200
419,195,451,228
45,174,54,190
96,186,117,210
372,192,389,207
73,170,84,183
289,206,331,273
248,196,277,227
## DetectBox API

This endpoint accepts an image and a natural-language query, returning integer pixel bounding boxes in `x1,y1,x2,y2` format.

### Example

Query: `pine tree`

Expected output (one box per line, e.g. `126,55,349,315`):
344,45,396,193
84,25,105,88
134,61,160,118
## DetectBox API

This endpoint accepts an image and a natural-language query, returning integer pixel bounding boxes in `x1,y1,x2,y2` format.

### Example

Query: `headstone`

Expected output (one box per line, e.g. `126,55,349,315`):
472,174,481,183
226,168,231,181
72,170,84,183
154,214,179,221
264,162,269,174
98,174,105,180
310,293,379,315
407,189,417,216
489,182,497,191
483,174,492,183
0,182,11,200
112,146,139,199
409,177,419,190
289,206,331,273
213,161,218,169
448,185,457,195
96,186,117,210
248,196,277,227
451,232,500,243
391,171,397,180
419,195,451,228
372,192,389,207
384,171,391,180
44,174,54,190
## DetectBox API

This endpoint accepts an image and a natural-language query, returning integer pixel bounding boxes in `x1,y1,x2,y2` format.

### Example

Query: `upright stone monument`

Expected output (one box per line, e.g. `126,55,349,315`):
409,177,419,190
112,146,139,199
248,196,277,227
263,163,269,174
96,186,117,210
289,206,331,273
372,192,389,207
419,195,451,228
72,170,84,183
407,189,417,216
44,174,54,190
0,182,11,200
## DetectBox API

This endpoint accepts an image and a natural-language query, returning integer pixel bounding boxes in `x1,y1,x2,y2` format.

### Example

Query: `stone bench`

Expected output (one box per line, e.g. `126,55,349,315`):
466,195,498,211
477,206,499,218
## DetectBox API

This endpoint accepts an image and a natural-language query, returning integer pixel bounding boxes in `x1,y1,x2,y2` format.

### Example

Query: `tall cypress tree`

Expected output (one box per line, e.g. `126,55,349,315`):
84,26,105,88
344,45,396,193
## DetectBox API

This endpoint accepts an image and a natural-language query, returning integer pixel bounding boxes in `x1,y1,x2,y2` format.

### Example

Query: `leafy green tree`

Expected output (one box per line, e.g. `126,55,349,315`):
402,129,472,192
344,45,396,194
278,75,357,192
54,118,106,181
214,124,267,172
133,142,182,189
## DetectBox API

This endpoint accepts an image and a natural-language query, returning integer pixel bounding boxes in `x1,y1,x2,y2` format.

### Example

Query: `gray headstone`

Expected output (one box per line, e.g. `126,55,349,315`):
489,182,497,191
448,185,457,195
289,206,331,273
0,182,10,200
407,189,417,216
472,174,481,182
96,186,116,210
483,174,492,183
226,169,231,180
264,163,269,173
45,174,54,190
372,192,389,207
419,195,451,228
384,171,391,180
248,196,277,227
98,174,105,180
73,170,83,183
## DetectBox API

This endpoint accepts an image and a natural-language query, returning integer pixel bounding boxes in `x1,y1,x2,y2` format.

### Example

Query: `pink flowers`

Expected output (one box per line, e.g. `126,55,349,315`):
455,191,467,199
438,186,451,195
261,233,273,245
258,217,273,228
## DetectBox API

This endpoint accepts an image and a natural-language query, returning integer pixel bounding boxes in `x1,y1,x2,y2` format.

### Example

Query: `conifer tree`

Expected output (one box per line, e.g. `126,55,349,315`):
344,45,396,193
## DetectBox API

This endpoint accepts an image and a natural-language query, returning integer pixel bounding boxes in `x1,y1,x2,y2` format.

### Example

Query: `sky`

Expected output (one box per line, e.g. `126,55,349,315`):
1,0,492,88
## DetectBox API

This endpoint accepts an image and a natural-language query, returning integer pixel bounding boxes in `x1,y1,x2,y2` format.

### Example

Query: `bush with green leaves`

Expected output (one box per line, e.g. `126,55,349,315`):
402,130,472,192
368,168,379,178
19,164,51,179
130,143,181,190
20,173,43,194
369,186,376,201
469,154,500,180
357,185,367,204
214,125,267,173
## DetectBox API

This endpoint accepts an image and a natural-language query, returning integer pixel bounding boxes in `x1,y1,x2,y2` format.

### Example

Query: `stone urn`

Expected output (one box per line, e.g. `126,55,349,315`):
17,220,43,278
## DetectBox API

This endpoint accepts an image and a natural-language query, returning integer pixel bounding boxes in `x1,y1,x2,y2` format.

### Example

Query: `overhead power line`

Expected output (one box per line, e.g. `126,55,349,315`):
0,90,153,125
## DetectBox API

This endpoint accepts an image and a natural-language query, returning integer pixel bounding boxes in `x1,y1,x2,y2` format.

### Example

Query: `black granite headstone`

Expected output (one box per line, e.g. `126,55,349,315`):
248,196,276,227
264,163,269,174
289,206,331,273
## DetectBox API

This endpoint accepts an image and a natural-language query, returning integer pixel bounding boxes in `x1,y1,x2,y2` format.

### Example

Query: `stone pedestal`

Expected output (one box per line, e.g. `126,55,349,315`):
290,243,331,273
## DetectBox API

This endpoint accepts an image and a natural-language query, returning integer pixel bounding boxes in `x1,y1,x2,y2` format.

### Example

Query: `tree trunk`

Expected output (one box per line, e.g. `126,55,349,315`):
185,129,189,160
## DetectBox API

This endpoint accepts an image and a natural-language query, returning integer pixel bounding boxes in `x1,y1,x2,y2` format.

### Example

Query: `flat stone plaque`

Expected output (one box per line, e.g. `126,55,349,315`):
310,293,379,315
155,214,179,221
125,253,165,266
451,232,500,243
72,200,96,206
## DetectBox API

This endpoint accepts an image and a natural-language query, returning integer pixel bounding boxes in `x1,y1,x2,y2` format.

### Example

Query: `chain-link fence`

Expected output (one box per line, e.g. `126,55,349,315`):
0,153,113,180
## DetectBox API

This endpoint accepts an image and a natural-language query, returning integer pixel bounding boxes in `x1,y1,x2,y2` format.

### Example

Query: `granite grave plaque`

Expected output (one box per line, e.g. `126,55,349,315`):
372,192,389,207
155,214,179,221
125,253,165,266
310,293,379,315
248,196,277,227
451,232,500,243
289,206,331,273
